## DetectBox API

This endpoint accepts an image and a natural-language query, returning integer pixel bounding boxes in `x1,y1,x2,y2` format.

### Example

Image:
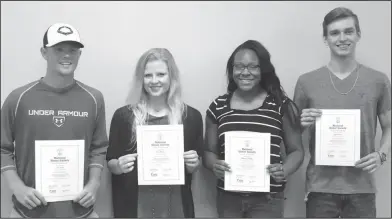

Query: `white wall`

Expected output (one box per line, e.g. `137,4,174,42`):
1,1,390,217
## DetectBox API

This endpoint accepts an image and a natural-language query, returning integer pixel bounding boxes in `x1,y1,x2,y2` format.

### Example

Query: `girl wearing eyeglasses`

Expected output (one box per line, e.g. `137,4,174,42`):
203,40,304,218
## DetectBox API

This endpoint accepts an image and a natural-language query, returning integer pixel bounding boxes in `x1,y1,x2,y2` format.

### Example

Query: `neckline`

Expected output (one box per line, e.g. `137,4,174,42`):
147,113,168,119
325,64,361,82
39,77,77,93
226,92,270,113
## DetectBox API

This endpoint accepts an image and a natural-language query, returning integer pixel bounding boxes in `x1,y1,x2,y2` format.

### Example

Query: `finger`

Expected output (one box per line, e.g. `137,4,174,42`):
123,166,134,173
308,112,322,117
83,199,95,208
184,150,196,155
25,198,37,208
123,156,136,163
22,201,33,210
119,159,134,166
119,154,137,162
29,193,41,206
217,161,231,169
186,163,197,169
363,164,377,171
267,164,280,169
185,162,198,167
272,177,285,182
125,162,134,168
33,190,47,205
121,162,133,172
271,171,285,177
267,165,282,173
126,153,138,157
184,153,198,159
355,159,375,169
81,196,94,208
369,167,377,173
304,108,322,114
355,155,372,165
213,167,225,176
313,109,322,114
73,190,86,202
301,122,314,127
301,117,316,122
78,193,91,206
215,163,230,172
185,157,199,163
272,174,286,180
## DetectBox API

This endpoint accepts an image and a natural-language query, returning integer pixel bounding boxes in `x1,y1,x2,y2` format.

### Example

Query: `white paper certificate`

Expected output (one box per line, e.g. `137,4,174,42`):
35,140,84,202
136,125,185,185
315,109,361,166
224,131,271,192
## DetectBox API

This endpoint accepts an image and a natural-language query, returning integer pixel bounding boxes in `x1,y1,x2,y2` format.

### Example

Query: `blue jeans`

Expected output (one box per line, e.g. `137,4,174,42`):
216,189,284,218
306,192,376,218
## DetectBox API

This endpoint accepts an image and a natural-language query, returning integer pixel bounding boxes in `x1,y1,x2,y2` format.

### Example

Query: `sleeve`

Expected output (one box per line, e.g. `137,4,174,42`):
293,76,309,113
280,98,301,130
206,98,219,124
377,74,391,115
191,108,204,158
106,107,127,161
88,93,109,169
1,91,18,173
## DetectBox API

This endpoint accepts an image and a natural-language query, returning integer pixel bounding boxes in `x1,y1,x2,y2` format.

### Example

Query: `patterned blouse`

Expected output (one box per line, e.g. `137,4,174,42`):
206,92,287,193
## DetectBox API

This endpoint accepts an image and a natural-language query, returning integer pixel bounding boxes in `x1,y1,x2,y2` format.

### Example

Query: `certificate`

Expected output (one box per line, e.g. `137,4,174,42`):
224,131,270,192
136,125,184,185
315,109,361,166
35,140,84,202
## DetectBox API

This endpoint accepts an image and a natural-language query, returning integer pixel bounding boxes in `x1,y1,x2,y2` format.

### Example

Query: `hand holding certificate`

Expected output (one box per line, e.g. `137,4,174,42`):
224,131,270,192
315,109,361,166
35,140,84,202
136,125,185,185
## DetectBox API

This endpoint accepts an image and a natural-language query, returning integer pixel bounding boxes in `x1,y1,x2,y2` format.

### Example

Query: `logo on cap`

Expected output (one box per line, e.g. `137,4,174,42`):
57,26,73,35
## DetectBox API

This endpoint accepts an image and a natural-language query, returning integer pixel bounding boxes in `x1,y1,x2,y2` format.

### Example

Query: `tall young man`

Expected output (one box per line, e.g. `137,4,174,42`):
1,23,108,218
294,7,391,218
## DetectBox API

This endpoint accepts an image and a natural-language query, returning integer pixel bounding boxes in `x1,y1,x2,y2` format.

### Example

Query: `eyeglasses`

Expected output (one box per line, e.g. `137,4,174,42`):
233,64,260,73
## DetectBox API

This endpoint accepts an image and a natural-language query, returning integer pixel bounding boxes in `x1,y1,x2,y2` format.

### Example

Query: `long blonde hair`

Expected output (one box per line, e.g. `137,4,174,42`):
126,48,186,146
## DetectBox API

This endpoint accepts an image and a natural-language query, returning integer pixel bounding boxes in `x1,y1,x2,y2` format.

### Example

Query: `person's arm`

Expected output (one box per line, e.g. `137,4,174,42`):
267,100,304,182
378,110,391,157
106,108,123,175
203,116,219,172
355,77,391,173
281,101,304,177
377,77,391,158
293,77,311,132
184,108,203,174
106,107,137,175
87,94,108,184
74,93,108,208
203,101,231,179
106,109,122,175
1,91,46,209
1,92,17,175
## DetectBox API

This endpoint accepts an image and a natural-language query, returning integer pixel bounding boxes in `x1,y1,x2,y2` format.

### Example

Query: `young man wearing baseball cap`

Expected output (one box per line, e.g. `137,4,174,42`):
1,23,108,218
293,7,391,217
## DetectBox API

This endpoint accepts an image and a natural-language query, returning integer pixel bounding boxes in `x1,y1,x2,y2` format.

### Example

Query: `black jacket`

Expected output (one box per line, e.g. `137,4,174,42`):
106,105,203,218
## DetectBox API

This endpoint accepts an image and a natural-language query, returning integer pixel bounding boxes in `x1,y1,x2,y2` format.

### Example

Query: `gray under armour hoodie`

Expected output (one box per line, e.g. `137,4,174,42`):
1,78,108,218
